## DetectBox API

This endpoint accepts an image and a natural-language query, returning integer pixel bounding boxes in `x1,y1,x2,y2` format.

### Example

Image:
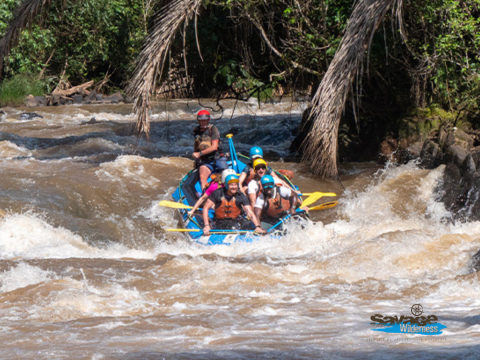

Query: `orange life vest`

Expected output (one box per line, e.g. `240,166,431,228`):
277,169,294,180
244,168,256,186
215,195,242,220
262,189,293,219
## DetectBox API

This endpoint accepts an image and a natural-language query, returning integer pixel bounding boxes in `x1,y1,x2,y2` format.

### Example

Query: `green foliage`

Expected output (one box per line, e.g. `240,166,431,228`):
405,0,480,112
0,0,20,35
1,0,479,129
414,106,456,121
0,0,152,88
0,73,46,106
213,60,274,101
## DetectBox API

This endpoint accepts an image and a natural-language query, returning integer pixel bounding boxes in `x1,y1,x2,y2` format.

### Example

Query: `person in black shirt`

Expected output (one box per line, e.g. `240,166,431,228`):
202,174,265,235
192,110,227,191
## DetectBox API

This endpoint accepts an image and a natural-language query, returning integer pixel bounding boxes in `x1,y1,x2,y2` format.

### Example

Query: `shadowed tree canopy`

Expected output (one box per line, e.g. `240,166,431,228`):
1,0,479,177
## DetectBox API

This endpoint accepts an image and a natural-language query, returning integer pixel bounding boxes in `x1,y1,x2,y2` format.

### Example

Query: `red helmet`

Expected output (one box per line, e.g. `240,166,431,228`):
197,110,211,121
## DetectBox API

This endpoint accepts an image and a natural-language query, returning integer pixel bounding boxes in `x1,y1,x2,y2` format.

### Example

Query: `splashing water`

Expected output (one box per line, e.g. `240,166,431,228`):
0,103,479,359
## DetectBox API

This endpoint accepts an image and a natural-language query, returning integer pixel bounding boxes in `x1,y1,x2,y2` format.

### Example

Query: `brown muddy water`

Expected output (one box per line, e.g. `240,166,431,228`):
0,100,479,359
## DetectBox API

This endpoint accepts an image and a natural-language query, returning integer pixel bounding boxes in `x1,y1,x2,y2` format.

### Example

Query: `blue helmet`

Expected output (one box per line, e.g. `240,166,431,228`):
249,146,263,160
225,174,239,189
260,174,275,189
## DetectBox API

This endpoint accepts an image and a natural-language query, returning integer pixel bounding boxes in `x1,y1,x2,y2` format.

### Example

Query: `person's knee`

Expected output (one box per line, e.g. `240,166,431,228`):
200,165,212,175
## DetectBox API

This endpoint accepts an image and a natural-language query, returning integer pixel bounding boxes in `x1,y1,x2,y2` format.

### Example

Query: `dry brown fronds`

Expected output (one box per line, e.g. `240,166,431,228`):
303,0,404,178
0,0,54,78
126,0,202,138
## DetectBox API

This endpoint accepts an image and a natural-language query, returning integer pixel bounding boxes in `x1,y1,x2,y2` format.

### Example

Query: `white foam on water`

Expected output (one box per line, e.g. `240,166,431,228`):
0,212,156,260
145,161,480,287
26,279,157,321
96,155,161,187
0,141,32,159
0,263,55,292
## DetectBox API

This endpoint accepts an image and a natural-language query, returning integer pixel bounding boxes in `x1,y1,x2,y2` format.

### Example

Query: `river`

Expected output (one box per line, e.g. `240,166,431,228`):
0,100,479,359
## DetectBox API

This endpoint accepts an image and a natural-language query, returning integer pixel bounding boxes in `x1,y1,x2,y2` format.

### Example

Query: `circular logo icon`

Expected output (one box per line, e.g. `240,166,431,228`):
411,304,423,316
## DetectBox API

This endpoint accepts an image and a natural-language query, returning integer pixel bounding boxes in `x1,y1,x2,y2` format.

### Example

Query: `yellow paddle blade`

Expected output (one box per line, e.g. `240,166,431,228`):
309,201,338,211
159,200,193,210
165,228,201,232
300,192,337,208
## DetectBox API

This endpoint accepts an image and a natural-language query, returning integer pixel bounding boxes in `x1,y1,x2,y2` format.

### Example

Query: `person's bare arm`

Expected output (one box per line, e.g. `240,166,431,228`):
193,140,219,159
290,192,299,214
202,198,215,235
254,207,262,222
248,193,256,206
188,193,208,216
272,172,296,191
245,205,266,234
201,140,218,155
238,172,247,194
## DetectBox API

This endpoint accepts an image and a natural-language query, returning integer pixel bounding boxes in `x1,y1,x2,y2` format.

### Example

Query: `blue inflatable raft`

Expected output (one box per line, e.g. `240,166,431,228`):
171,135,303,245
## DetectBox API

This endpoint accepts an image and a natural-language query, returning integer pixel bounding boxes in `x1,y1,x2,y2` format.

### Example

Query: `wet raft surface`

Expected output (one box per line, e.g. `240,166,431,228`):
1,103,480,358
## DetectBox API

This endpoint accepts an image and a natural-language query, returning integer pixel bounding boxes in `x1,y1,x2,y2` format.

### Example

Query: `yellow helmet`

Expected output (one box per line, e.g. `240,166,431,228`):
253,158,267,170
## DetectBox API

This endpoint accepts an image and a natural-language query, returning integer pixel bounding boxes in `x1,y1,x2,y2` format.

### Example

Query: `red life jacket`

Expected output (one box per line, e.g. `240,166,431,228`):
262,188,293,219
215,194,242,220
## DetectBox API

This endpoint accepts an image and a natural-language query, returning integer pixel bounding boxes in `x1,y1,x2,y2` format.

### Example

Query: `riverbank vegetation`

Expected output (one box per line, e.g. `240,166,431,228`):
1,0,479,174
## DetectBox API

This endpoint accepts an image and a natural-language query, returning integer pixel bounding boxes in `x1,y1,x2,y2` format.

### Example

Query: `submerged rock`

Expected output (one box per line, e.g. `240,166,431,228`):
20,112,43,120
81,117,98,125
470,249,480,273
84,89,97,104
427,127,480,221
103,92,124,104
72,94,83,104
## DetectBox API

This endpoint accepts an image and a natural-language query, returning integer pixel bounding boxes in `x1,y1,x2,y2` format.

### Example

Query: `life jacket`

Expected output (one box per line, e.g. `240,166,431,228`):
242,165,256,187
277,169,294,180
243,164,273,188
194,125,222,159
262,188,293,220
215,194,242,220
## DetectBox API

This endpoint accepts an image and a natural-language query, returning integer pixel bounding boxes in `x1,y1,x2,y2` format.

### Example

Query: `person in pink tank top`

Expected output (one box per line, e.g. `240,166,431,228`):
188,174,223,217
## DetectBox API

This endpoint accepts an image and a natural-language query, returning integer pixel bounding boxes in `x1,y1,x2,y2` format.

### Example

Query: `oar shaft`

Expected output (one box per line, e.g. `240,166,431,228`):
166,228,257,234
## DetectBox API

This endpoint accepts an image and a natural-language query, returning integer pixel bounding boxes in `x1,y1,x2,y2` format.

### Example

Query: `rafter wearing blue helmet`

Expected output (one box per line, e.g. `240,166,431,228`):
249,146,263,160
254,174,301,230
202,174,265,235
240,146,272,193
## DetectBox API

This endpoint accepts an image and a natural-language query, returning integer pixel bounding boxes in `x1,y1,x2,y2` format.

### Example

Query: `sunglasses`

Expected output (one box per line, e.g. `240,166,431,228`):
255,165,266,171
263,184,274,189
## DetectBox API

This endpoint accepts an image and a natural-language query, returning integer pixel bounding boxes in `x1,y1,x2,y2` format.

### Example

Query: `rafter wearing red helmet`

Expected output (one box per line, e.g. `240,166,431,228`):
192,110,227,193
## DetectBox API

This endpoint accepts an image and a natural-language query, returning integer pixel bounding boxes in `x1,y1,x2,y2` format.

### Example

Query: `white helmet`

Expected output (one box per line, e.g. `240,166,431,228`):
221,169,236,183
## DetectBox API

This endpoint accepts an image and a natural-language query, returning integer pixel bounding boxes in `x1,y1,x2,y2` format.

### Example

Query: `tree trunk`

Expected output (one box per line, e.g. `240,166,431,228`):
303,0,403,178
126,0,202,139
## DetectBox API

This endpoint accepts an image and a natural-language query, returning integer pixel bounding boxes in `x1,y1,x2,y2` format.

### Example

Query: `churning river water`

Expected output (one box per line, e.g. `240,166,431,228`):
0,99,479,359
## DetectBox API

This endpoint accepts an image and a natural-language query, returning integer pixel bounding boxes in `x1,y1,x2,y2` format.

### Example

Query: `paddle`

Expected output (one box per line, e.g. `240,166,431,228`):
165,228,256,234
300,192,337,208
308,201,338,211
165,228,198,232
159,200,197,210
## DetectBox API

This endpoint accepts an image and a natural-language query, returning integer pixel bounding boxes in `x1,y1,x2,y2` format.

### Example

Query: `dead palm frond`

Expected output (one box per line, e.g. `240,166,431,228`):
303,0,404,178
126,0,202,138
0,0,55,78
